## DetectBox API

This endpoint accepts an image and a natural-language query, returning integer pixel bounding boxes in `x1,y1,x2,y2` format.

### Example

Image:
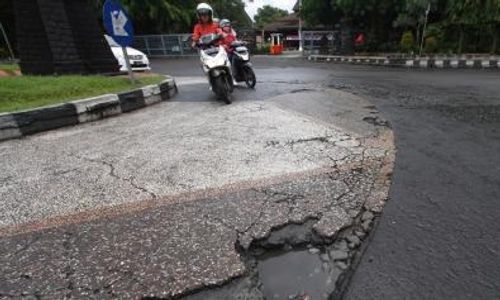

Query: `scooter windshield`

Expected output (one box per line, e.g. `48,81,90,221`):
200,33,221,46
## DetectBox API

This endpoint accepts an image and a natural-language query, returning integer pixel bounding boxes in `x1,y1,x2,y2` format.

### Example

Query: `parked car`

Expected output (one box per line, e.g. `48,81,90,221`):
105,35,150,72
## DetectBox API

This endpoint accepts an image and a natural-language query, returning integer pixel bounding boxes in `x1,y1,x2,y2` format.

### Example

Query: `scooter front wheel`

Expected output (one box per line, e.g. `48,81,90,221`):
214,76,232,104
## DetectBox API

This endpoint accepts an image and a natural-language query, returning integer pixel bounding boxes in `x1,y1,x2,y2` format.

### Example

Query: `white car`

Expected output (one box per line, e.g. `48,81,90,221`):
105,35,151,72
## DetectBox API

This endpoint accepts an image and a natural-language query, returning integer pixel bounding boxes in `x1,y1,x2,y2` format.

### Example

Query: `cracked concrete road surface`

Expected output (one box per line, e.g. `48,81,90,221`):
0,57,394,299
2,56,499,299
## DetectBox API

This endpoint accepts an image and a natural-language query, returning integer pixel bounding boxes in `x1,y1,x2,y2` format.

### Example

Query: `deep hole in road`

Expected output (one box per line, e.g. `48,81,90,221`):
181,209,377,300
257,247,334,299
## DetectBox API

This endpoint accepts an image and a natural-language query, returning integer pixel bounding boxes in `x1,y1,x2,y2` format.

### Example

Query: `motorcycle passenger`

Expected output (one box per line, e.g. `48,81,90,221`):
191,3,221,48
220,19,237,57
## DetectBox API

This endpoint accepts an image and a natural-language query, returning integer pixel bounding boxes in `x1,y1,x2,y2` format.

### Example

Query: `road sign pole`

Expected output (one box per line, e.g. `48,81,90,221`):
103,0,136,80
298,0,303,52
0,21,15,60
121,46,136,83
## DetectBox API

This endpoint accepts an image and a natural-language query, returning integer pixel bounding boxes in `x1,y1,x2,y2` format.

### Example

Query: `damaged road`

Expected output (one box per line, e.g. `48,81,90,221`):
0,58,395,299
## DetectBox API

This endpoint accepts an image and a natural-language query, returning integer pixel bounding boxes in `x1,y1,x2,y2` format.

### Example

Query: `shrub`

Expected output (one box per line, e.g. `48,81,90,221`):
424,36,438,53
400,31,415,52
254,44,271,54
0,47,9,58
426,24,444,42
378,42,399,53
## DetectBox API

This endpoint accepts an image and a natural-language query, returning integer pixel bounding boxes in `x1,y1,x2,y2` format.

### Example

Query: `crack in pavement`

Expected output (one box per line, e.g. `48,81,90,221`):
0,155,392,300
0,81,395,299
285,135,335,148
62,232,75,299
237,190,274,239
68,153,158,200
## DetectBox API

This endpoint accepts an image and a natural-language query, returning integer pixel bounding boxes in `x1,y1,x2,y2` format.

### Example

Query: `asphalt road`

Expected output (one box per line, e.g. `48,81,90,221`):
155,57,500,299
1,56,499,299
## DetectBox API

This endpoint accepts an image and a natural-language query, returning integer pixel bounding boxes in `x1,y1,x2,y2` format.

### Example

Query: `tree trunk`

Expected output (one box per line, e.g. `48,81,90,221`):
416,23,421,51
492,25,499,54
458,26,465,54
340,18,354,55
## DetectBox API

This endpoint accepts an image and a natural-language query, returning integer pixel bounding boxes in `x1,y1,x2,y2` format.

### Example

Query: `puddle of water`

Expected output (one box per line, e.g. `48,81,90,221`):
257,248,337,300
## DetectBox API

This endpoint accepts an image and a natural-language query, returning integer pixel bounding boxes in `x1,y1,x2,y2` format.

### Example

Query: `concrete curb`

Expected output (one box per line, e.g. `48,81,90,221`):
0,77,178,142
308,55,500,69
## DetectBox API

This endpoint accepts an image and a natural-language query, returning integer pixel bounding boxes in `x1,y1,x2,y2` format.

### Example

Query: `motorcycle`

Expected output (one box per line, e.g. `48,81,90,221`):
197,33,234,104
230,41,256,89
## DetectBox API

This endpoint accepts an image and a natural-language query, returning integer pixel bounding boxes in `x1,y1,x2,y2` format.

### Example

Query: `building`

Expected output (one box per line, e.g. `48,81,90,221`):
261,1,336,52
262,13,301,50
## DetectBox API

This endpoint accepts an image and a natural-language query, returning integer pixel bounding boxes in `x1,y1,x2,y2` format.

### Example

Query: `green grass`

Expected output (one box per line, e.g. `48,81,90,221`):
0,75,165,113
0,63,19,73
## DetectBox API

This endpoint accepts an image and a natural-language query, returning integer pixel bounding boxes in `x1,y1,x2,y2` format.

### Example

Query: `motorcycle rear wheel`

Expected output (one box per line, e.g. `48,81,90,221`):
243,66,256,89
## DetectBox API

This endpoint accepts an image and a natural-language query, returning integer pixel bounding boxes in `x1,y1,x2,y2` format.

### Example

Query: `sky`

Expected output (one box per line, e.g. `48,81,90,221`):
244,0,297,19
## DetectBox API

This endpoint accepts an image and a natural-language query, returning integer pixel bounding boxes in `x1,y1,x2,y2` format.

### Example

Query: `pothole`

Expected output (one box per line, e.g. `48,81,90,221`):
290,88,317,94
363,116,391,128
258,247,334,299
183,209,376,300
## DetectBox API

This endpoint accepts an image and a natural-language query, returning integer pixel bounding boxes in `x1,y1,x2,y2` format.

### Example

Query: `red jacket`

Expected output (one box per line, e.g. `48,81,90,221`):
192,22,221,43
222,33,237,52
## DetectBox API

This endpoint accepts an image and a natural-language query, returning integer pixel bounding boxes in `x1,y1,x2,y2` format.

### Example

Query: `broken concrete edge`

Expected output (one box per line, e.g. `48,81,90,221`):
181,128,396,299
0,76,178,142
181,196,391,299
308,55,500,69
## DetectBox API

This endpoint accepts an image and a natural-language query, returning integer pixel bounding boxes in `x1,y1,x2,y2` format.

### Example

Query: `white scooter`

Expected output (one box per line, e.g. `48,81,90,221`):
197,33,234,104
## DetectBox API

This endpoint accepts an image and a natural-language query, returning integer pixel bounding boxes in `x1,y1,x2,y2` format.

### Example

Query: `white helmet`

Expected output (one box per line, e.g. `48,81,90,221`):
220,19,231,28
197,3,213,19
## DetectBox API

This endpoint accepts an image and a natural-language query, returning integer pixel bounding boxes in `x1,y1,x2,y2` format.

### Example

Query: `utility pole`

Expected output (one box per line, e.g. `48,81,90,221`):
419,3,431,56
0,21,15,60
298,0,303,52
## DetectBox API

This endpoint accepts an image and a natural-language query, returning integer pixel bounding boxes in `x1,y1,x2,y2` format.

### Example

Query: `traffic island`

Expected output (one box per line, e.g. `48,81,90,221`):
0,88,395,299
309,54,500,69
0,75,177,141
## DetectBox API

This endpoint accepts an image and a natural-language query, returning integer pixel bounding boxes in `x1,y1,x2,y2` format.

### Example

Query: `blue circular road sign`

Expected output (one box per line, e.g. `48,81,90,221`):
103,0,134,47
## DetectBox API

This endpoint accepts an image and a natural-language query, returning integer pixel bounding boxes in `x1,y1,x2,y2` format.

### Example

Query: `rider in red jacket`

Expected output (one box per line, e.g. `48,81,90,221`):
191,3,221,47
220,19,237,53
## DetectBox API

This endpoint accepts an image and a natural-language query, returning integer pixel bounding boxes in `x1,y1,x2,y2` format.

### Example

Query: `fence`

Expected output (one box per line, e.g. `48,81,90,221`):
302,31,340,56
133,34,197,57
134,31,258,57
134,32,339,57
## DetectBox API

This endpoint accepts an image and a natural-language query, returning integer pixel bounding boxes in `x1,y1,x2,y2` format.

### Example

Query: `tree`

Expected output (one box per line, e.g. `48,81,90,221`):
0,0,15,56
94,0,252,33
395,0,448,52
299,0,498,53
328,0,404,52
302,0,339,28
94,0,197,34
211,0,253,28
445,0,482,53
254,5,289,29
483,0,500,53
